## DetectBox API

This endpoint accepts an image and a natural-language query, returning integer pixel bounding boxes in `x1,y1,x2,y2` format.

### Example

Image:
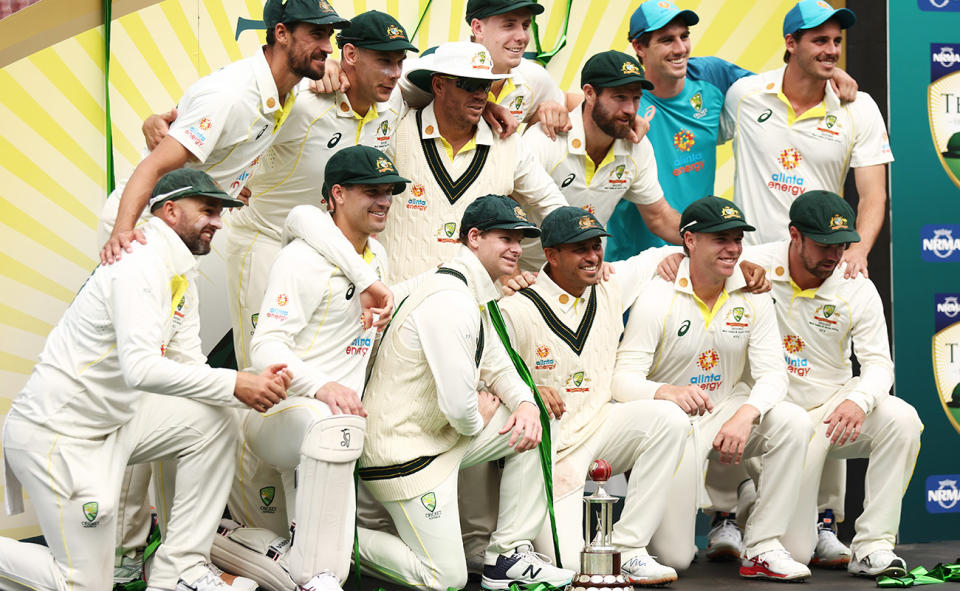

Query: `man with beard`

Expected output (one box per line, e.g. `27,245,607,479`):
0,169,290,591
521,51,680,271
735,191,921,579
100,0,349,264
722,0,892,276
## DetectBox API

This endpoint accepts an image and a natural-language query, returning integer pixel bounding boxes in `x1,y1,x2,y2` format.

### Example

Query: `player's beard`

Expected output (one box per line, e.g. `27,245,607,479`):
180,226,214,255
591,100,631,139
289,49,326,81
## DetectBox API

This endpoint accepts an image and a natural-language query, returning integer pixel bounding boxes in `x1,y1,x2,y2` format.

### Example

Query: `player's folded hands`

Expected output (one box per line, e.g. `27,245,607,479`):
235,363,289,412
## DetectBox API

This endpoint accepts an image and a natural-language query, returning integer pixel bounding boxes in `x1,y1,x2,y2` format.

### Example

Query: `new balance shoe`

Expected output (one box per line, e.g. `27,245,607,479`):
706,513,742,561
621,549,678,587
481,545,575,590
740,549,811,582
810,511,851,568
300,571,343,591
848,549,907,578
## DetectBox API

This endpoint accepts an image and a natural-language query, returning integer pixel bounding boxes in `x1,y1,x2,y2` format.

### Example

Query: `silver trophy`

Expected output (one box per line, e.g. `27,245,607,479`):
567,459,633,591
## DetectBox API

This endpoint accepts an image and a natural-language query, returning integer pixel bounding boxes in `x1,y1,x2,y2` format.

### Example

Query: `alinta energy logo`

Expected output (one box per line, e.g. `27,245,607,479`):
671,129,704,177
769,147,806,196
692,349,722,391
783,334,810,377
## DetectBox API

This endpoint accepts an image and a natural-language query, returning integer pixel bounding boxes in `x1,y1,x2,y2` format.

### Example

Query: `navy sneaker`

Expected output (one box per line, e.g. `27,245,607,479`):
481,545,574,590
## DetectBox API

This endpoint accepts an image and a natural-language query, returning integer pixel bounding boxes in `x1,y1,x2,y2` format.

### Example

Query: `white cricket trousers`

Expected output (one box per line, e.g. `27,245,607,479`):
356,405,547,591
774,381,923,562
646,388,812,569
533,400,690,568
0,394,237,591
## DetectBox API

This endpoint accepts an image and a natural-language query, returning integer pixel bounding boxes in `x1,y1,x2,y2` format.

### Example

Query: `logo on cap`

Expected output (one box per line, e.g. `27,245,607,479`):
472,50,491,70
720,206,741,220
376,157,395,173
817,1,830,8
513,206,528,221
778,147,802,170
578,215,598,229
783,334,805,354
829,214,848,230
673,129,695,152
386,24,404,39
318,0,335,12
621,61,641,75
658,1,671,8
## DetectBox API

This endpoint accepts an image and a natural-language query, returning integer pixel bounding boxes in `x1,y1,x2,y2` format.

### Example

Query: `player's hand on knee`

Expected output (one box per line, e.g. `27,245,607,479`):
656,252,685,282
500,400,542,452
142,108,177,151
101,228,147,264
713,405,760,464
537,385,566,420
483,101,519,139
823,400,865,446
655,384,713,416
316,381,367,417
359,280,394,331
235,369,288,412
739,260,771,293
500,271,538,295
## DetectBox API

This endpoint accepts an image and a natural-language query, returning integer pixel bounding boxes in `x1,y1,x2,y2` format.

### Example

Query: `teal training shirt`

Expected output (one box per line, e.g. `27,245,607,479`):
605,57,751,261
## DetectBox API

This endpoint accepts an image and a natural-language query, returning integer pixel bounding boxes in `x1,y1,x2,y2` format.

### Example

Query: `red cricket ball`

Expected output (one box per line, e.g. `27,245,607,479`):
589,459,612,483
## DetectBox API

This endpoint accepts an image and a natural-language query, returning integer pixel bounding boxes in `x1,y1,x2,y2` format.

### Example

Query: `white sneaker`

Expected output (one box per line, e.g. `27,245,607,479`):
848,549,907,578
740,549,811,582
206,563,258,591
811,527,851,568
300,571,343,591
481,545,575,589
705,517,742,561
621,549,678,586
177,563,250,590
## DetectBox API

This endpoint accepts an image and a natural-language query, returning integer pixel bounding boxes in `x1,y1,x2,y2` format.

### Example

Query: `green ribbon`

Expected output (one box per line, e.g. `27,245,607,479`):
877,563,960,587
487,300,562,566
528,0,573,65
103,0,115,194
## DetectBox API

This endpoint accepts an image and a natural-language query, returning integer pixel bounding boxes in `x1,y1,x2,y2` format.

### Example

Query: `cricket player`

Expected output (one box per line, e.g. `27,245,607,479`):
722,0,893,278
500,206,688,585
521,50,680,272
737,191,921,578
0,169,290,591
612,196,813,581
208,147,411,591
353,195,574,591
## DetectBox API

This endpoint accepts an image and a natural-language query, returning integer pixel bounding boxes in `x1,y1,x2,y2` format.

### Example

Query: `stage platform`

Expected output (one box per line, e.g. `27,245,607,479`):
356,541,960,591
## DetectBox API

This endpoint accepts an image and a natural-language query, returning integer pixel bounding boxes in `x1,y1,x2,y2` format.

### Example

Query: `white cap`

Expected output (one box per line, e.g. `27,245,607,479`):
407,41,511,90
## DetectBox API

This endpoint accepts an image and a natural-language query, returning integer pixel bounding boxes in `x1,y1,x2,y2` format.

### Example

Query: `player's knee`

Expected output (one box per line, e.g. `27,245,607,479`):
763,402,813,442
888,401,923,443
425,561,468,591
653,544,695,571
659,402,692,438
300,414,365,462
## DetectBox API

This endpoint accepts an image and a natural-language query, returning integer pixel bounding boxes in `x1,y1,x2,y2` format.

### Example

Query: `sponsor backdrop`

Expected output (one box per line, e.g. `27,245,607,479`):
891,0,960,539
0,0,828,538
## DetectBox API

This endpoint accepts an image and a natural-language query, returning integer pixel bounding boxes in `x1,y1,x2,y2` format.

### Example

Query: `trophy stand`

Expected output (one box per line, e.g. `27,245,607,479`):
567,460,633,591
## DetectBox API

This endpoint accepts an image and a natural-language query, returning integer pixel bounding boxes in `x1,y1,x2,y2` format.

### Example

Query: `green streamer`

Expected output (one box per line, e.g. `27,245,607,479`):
487,300,562,567
528,0,573,65
409,0,434,43
103,0,115,194
876,562,960,587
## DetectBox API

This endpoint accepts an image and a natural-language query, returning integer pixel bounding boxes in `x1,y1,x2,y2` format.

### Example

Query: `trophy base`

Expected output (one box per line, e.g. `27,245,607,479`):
567,573,633,591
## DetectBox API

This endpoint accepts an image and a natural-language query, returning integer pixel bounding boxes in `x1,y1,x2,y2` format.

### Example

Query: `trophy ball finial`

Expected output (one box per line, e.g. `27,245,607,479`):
589,459,612,484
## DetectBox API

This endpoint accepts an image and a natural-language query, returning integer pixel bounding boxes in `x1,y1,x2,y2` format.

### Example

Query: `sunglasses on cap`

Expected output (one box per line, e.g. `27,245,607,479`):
438,75,493,93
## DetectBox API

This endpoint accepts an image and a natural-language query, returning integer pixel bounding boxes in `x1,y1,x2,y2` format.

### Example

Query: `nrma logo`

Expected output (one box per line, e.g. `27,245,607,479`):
935,293,960,332
919,0,960,12
921,225,960,262
926,475,960,513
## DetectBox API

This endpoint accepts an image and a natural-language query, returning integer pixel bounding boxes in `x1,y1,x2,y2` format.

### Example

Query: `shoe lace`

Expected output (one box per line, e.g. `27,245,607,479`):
515,548,555,567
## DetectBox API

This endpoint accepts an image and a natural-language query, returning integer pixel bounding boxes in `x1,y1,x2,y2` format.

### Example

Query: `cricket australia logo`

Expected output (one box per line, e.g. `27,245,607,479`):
564,371,590,392
260,486,278,513
81,501,99,527
421,491,441,518
437,222,458,243
690,91,707,118
824,114,838,129
822,304,836,318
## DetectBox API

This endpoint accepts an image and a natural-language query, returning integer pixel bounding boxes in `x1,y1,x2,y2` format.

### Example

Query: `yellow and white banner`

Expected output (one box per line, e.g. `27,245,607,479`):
0,0,826,538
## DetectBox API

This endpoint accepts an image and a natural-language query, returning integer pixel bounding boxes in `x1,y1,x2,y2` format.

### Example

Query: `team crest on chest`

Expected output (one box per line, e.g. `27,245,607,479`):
809,303,841,333
564,370,591,392
437,221,458,243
